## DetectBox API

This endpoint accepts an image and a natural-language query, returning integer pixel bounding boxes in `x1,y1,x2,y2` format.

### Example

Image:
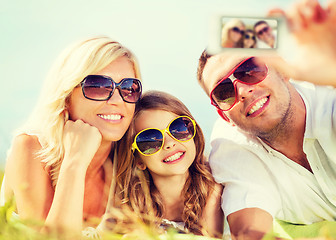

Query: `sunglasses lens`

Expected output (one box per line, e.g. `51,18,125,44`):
169,117,195,142
258,26,269,35
232,27,243,34
211,57,267,111
82,75,113,101
211,79,236,110
233,57,267,84
118,78,142,103
136,129,163,155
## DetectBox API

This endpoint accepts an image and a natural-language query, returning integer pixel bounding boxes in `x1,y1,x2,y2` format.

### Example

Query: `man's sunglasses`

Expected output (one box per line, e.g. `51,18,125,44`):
231,27,244,35
132,116,196,156
257,26,269,36
80,75,142,103
210,57,268,111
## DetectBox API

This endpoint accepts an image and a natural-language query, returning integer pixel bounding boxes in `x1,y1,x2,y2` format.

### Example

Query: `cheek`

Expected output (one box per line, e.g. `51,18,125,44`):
124,104,136,119
187,139,197,160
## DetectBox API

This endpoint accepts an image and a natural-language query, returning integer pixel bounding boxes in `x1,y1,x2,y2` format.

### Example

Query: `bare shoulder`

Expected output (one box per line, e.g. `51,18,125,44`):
4,134,53,220
12,134,42,151
213,182,224,196
6,134,42,167
202,182,224,237
5,134,46,183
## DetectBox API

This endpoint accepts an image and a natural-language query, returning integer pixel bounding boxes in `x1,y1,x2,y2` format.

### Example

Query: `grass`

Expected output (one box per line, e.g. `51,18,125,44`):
1,168,336,240
0,169,221,240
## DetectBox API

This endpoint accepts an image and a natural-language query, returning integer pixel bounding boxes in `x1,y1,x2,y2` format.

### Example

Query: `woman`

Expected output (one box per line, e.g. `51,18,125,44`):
221,19,245,48
243,29,257,48
0,36,142,234
103,91,223,238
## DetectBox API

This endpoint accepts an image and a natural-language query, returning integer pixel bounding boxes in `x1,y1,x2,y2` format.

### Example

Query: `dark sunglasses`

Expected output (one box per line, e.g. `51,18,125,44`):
132,116,196,156
231,27,244,35
257,26,269,36
210,57,268,111
80,75,142,103
244,34,256,41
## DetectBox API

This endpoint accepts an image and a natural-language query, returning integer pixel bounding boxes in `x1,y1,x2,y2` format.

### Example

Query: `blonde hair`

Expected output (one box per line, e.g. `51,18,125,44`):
121,91,216,235
221,18,245,48
20,36,141,188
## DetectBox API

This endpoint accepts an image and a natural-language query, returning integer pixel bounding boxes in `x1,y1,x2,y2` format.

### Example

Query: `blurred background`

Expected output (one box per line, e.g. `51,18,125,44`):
0,0,327,169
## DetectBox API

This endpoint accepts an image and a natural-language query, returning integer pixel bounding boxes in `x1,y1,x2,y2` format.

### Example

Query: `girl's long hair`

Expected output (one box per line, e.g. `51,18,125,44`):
17,36,141,188
120,90,216,235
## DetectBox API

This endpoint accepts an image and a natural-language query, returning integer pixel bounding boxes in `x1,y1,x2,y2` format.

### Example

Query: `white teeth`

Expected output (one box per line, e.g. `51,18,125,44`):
248,97,268,115
98,114,122,120
163,152,183,163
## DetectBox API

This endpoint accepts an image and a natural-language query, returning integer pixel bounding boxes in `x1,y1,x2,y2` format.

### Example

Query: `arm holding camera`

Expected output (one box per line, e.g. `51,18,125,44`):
265,0,336,87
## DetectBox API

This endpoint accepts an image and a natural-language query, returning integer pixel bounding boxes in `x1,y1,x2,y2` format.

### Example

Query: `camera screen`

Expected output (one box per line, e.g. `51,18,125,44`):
220,17,278,49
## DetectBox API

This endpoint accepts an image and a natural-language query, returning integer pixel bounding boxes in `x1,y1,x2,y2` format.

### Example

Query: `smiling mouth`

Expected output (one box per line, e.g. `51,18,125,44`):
98,114,122,120
247,97,269,116
163,152,184,163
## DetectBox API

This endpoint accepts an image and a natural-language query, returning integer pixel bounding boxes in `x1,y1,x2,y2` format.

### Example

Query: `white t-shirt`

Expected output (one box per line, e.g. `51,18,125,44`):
209,80,336,227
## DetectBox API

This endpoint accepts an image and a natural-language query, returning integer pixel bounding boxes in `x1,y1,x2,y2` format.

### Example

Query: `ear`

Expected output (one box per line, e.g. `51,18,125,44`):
136,160,147,171
63,108,69,121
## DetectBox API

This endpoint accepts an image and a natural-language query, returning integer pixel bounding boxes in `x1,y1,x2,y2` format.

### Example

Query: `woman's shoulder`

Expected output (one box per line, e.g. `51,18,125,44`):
13,133,41,147
10,134,42,157
6,134,44,169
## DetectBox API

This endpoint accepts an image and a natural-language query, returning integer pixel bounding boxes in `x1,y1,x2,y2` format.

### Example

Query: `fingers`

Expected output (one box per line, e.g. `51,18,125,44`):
327,0,336,21
63,120,102,168
269,0,327,32
64,119,102,147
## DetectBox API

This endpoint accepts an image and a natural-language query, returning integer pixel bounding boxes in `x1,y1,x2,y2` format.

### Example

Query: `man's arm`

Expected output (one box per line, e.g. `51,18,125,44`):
228,208,273,240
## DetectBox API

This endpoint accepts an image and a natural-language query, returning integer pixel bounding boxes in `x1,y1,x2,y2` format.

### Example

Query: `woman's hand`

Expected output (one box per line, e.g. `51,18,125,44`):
63,119,102,170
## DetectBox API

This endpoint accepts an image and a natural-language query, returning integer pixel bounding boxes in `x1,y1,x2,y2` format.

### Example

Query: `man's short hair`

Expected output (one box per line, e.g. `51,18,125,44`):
197,50,213,95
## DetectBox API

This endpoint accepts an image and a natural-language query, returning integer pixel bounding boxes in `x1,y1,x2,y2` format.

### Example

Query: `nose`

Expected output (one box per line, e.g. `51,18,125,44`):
235,81,255,102
162,131,176,150
106,88,124,105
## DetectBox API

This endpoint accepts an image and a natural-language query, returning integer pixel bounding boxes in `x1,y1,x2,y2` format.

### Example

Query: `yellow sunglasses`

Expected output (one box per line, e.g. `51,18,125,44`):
132,115,196,156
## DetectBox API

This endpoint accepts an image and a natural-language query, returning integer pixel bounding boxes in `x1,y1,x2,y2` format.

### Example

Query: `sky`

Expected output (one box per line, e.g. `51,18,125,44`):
0,0,326,168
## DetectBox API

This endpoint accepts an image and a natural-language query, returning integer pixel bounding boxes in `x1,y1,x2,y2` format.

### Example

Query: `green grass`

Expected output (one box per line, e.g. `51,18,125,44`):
0,169,220,240
1,169,336,240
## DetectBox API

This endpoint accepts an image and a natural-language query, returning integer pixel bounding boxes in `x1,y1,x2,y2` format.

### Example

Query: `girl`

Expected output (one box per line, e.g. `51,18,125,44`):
0,36,142,235
119,91,223,238
243,29,257,48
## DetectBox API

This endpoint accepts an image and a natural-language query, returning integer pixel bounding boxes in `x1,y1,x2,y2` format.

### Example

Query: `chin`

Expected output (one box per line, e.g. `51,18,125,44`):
102,130,128,142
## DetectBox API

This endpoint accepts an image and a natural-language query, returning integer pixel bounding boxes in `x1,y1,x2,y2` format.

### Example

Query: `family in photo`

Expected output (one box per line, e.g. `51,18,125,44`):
1,0,336,239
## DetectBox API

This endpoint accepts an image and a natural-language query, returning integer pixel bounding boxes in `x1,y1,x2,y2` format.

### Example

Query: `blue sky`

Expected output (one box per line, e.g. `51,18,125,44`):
0,0,325,167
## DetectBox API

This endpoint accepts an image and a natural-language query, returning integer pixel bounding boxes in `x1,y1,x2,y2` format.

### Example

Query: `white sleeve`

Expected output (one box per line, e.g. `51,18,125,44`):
209,137,282,218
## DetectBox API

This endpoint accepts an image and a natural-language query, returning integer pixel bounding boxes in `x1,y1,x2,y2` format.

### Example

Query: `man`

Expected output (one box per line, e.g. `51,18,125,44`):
254,20,276,48
197,0,336,239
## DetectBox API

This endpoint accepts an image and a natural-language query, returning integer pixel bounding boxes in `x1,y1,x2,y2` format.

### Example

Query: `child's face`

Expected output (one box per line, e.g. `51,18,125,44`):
134,109,196,180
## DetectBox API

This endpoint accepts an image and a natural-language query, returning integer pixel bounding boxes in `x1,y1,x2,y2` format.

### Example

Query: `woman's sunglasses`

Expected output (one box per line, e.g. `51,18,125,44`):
132,116,196,156
210,57,268,111
231,27,244,35
80,75,142,103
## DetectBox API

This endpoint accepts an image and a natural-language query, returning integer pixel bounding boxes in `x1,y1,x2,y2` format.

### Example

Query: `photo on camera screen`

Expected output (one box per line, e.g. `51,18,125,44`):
207,16,285,55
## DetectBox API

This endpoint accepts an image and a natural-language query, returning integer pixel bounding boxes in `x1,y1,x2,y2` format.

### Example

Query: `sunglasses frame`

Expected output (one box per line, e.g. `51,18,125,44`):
231,27,244,35
80,75,142,103
210,57,268,111
257,26,270,36
132,115,196,156
244,34,256,41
